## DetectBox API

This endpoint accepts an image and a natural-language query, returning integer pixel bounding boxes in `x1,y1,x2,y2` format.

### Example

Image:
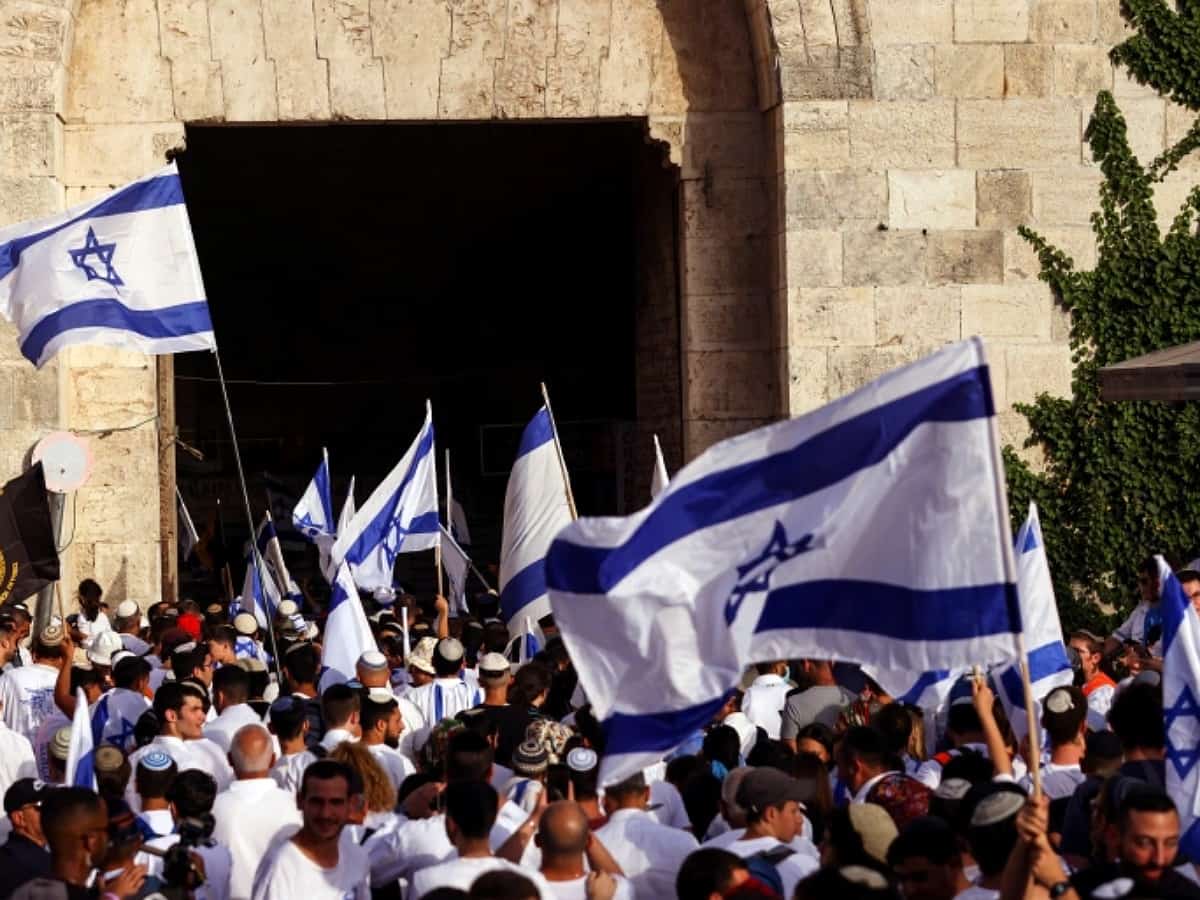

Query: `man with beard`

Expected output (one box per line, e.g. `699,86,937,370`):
359,688,414,793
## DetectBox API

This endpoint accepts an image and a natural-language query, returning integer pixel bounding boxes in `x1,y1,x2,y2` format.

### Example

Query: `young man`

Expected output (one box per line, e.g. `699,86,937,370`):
137,769,232,900
780,659,855,748
251,759,370,900
0,625,68,745
318,683,360,752
134,750,179,838
1068,630,1117,732
886,816,970,900
405,637,480,737
355,650,424,763
113,600,150,656
281,642,325,750
359,688,414,792
838,725,932,830
721,768,819,898
204,665,263,753
1107,557,1164,657
269,695,318,795
459,651,530,766
92,653,153,753
1020,686,1087,799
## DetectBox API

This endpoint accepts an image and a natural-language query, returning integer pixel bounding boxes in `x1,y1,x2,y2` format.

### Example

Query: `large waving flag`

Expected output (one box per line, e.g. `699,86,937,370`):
546,338,1023,784
1161,554,1200,861
293,449,335,539
499,407,574,637
66,687,96,789
322,561,376,686
332,402,438,591
0,162,214,367
995,503,1073,740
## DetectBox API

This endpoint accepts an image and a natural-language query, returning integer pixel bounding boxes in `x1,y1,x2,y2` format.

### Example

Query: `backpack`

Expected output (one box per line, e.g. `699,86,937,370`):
745,845,795,896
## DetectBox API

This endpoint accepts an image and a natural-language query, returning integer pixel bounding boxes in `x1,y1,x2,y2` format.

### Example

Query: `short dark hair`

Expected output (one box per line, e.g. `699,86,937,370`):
887,816,961,867
967,801,1021,877
268,698,308,741
299,759,355,798
676,849,748,900
795,722,835,759
702,725,741,772
113,656,151,689
1178,569,1200,586
947,704,983,737
212,665,250,705
874,703,914,756
135,757,178,799
1119,786,1177,832
41,788,104,851
209,625,237,648
169,645,203,681
153,681,203,721
71,666,101,694
167,769,217,818
445,780,499,840
79,579,103,601
283,643,320,684
469,871,540,900
321,683,360,729
839,726,889,771
1108,681,1164,752
510,662,552,707
361,696,398,733
446,730,494,782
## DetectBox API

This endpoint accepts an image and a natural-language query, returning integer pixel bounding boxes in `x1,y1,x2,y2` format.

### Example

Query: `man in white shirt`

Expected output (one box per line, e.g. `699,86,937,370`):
355,650,424,765
0,705,37,801
137,768,232,900
595,772,698,900
537,801,634,900
251,759,369,900
267,696,317,795
405,638,480,740
1107,558,1164,657
318,683,360,752
409,780,545,899
93,654,152,753
1019,686,1088,800
70,578,111,648
0,625,67,745
127,681,234,811
721,769,819,898
359,688,414,793
113,600,151,656
204,665,263,753
134,751,179,837
213,723,303,900
740,661,791,740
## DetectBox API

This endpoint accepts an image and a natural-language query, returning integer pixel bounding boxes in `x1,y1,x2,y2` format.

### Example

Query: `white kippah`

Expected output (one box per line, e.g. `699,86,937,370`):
233,613,257,635
116,600,139,619
276,600,298,617
970,790,1025,827
358,650,388,671
366,687,395,705
1045,687,1075,714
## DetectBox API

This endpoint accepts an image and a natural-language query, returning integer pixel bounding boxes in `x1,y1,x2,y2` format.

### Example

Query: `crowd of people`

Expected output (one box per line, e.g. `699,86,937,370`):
0,557,1195,900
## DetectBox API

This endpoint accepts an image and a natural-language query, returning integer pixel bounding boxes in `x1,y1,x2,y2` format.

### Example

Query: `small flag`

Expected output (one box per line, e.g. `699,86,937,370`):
440,525,471,616
499,407,573,638
450,497,471,547
293,449,335,539
0,462,60,605
332,402,439,591
546,339,1023,784
1162,555,1200,861
651,434,670,500
66,687,96,789
176,487,199,563
322,560,376,686
0,162,214,367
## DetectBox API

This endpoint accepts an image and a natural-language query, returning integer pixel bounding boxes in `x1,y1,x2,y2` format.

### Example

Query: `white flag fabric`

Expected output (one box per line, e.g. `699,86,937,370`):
0,163,214,367
450,498,472,547
995,503,1073,740
176,487,199,562
440,524,471,615
1161,555,1200,860
546,338,1023,784
338,475,357,537
318,474,356,581
321,561,376,686
66,687,96,789
499,407,573,638
332,402,439,591
293,450,335,539
239,551,279,631
651,434,669,500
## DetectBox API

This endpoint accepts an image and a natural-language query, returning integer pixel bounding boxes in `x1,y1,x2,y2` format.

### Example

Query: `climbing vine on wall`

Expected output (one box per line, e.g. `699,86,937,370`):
1006,0,1200,632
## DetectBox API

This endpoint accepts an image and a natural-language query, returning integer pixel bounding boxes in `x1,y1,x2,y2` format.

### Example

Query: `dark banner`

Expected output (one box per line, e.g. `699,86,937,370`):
0,463,59,606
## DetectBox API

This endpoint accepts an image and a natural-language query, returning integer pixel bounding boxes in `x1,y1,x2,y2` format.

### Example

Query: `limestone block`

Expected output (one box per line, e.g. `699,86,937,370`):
314,0,373,58
977,170,1031,228
961,283,1052,342
798,0,838,46
0,112,58,177
958,99,1081,167
0,369,18,429
0,426,46,479
61,344,156,369
684,418,771,456
873,46,935,102
158,0,213,59
781,101,850,170
998,409,1040,463
0,59,60,112
64,123,185,185
780,54,874,103
784,229,843,288
685,349,779,419
682,177,769,240
926,230,1004,284
207,0,268,59
788,347,829,415
681,113,764,180
869,0,953,45
654,1,755,114
91,541,161,609
0,320,33,363
1051,303,1071,342
1155,168,1199,234
1030,0,1097,43
274,58,331,120
328,56,386,118
953,0,1030,42
848,100,956,168
1093,97,1163,167
81,427,157,487
789,286,874,346
1004,226,1096,282
1053,45,1111,96
546,0,609,117
1005,343,1072,404
1166,103,1198,157
0,173,59,224
875,286,962,345
842,230,927,286
598,0,659,116
888,170,976,229
784,169,887,229
11,364,57,428
1111,67,1157,101
438,53,496,117
829,344,932,399
685,294,774,350
1004,44,1053,98
1031,168,1102,225
220,56,279,120
1096,0,1130,43
262,0,319,57
0,0,72,61
170,60,224,121
934,44,1003,98
66,364,156,430
682,235,769,295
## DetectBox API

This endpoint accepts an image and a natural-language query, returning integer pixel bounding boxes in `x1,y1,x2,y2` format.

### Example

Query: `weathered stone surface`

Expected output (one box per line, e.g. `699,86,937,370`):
11,363,56,427
828,344,931,398
0,173,59,226
682,235,769,294
784,229,843,287
1166,103,1198,156
1099,97,1164,166
64,123,185,184
935,44,1004,98
686,293,773,350
779,53,873,102
76,484,161,541
1004,43,1053,97
598,0,659,116
684,417,772,456
1155,168,1198,233
1053,45,1111,96
654,0,756,114
1031,167,1102,225
788,346,829,414
843,230,927,286
314,0,373,58
90,540,161,609
873,46,934,101
0,0,72,61
169,60,224,120
681,112,763,179
927,229,1004,284
685,349,779,419
0,58,60,111
372,0,452,118
781,100,849,169
869,0,953,45
1005,343,1073,403
494,0,556,118
1005,226,1097,282
875,285,961,345
0,112,58,176
954,0,1030,42
1030,0,1097,42
784,169,887,229
1096,0,1131,43
958,99,1081,167
1111,66,1157,100
208,0,267,59
977,170,1031,228
961,283,1053,342
848,100,955,168
888,170,976,229
67,365,156,430
0,368,17,429
789,287,874,346
546,0,609,116
274,59,332,120
328,56,386,118
683,177,768,240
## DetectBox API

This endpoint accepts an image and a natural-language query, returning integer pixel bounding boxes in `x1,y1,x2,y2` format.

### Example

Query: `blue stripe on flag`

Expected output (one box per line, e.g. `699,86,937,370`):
73,749,96,788
500,558,546,622
90,695,109,748
1020,527,1040,554
20,299,213,366
897,670,950,706
406,510,441,535
754,580,1021,642
604,693,732,756
1026,639,1071,682
546,366,994,596
517,409,554,459
0,174,184,282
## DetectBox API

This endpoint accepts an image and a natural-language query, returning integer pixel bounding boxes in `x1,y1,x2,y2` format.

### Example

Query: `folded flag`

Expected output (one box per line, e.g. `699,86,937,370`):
0,462,60,605
1162,554,1200,861
322,560,375,686
547,338,1023,784
0,162,214,367
66,687,96,789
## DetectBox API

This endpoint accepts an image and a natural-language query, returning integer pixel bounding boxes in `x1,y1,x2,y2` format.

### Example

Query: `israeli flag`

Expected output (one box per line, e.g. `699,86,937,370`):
322,560,376,686
995,503,1073,740
1161,555,1200,860
66,687,96,789
332,402,439,591
651,434,670,500
450,498,472,547
240,515,297,630
440,524,471,615
338,475,357,537
91,688,149,753
546,338,1023,784
499,407,574,637
0,163,214,367
293,449,335,539
863,666,963,757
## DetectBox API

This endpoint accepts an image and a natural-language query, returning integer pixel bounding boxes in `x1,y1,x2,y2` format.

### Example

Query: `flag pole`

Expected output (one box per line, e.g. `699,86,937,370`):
211,348,282,676
540,382,578,520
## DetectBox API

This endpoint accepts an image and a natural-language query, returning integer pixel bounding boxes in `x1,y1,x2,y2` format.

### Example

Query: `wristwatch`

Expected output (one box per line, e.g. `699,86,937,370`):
1049,882,1072,898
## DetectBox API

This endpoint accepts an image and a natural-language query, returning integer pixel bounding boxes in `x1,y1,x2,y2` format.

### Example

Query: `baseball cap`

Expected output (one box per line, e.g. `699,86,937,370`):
4,778,53,815
736,768,808,815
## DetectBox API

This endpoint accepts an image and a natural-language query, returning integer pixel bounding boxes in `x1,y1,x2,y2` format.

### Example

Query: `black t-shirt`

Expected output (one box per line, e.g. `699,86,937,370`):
0,832,52,898
459,703,533,765
1070,861,1200,899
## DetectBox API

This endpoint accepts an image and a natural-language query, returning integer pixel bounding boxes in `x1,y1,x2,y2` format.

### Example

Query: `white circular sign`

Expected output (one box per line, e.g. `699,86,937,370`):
32,431,94,493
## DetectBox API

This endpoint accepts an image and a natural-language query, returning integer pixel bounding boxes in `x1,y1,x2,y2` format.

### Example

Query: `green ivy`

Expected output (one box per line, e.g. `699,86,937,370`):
1008,8,1200,633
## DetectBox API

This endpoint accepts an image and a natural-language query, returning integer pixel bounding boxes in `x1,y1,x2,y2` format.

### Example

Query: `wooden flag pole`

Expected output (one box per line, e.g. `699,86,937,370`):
540,382,578,520
1017,631,1043,797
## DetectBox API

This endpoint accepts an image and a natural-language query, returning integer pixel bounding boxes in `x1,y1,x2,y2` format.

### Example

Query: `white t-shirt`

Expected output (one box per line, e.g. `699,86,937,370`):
740,674,791,740
271,750,318,796
77,612,112,647
251,835,370,900
367,743,415,793
138,835,232,900
953,886,1000,900
409,855,546,899
204,704,265,753
126,736,235,812
406,678,481,738
0,722,36,800
1020,761,1085,800
0,664,59,744
212,778,304,900
723,836,819,899
594,809,699,900
539,873,635,900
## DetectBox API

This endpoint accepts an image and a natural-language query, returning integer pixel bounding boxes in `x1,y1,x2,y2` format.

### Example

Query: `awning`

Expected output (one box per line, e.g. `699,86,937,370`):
1098,340,1200,402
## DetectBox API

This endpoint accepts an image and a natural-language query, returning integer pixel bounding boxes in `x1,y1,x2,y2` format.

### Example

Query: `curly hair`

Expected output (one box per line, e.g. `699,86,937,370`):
328,741,396,814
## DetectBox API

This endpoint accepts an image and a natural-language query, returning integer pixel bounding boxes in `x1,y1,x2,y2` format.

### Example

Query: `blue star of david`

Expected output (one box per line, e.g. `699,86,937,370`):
1165,684,1200,780
108,716,137,751
68,226,123,287
724,521,815,625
